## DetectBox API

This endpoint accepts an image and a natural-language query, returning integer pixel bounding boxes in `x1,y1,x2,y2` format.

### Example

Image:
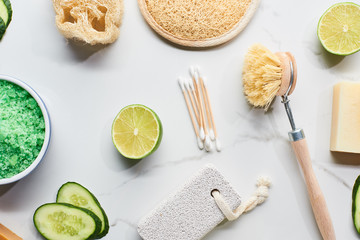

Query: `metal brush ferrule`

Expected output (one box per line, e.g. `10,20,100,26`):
288,128,305,142
281,57,304,141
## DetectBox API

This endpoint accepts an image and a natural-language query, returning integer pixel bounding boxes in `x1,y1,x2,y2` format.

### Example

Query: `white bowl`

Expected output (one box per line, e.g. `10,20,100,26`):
0,75,51,185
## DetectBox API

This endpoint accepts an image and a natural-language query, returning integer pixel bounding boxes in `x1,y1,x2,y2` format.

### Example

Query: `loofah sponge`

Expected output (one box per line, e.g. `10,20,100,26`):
53,0,123,45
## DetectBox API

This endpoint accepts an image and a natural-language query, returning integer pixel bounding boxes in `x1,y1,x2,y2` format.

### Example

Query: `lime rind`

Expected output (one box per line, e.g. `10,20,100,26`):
317,2,360,55
111,104,162,160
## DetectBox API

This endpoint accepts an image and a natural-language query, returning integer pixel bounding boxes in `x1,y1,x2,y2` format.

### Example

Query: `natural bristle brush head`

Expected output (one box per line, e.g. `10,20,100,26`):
242,44,297,110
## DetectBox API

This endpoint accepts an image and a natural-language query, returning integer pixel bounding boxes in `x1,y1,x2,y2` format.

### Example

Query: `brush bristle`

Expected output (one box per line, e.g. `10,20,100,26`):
242,44,282,110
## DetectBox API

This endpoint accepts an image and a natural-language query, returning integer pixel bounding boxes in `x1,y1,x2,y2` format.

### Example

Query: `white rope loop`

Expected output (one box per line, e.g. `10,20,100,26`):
212,176,271,221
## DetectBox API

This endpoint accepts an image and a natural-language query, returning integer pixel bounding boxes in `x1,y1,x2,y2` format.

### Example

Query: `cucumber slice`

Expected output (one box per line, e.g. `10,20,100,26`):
0,0,11,26
0,17,5,40
353,175,360,234
33,203,102,240
2,0,12,26
57,182,109,238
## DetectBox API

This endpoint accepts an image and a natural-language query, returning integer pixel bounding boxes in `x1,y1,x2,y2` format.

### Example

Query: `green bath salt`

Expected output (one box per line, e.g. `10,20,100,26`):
0,80,45,179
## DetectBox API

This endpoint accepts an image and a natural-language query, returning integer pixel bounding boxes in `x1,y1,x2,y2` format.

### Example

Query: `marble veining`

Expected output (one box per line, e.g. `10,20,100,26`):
1,0,360,239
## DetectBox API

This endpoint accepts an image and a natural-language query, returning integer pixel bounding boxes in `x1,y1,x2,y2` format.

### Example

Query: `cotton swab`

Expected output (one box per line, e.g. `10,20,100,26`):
198,70,221,152
199,97,212,152
204,135,212,152
190,67,206,140
188,79,202,123
185,78,213,151
178,77,204,150
202,81,216,141
184,79,200,126
196,68,215,141
199,78,214,152
179,67,219,152
187,78,212,150
190,66,205,141
190,66,213,152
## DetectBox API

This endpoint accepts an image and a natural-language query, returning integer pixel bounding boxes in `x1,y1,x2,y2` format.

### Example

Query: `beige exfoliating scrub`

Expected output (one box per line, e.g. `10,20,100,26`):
138,0,260,47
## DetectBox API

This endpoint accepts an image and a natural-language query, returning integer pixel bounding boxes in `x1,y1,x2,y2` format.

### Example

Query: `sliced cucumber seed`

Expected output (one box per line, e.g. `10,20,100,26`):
70,194,89,206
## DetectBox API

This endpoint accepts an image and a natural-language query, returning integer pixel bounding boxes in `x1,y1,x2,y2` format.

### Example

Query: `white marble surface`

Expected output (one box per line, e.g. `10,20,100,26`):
1,0,360,239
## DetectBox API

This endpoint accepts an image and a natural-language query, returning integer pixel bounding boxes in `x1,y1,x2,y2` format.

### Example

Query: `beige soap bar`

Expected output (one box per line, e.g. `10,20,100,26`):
0,224,22,240
330,81,360,153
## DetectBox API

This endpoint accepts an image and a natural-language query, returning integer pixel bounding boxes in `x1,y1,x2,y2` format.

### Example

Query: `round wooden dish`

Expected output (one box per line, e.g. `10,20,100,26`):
138,0,261,48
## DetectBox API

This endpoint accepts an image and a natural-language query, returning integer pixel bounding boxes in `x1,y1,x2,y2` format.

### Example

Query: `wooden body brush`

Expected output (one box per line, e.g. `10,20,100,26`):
243,44,335,240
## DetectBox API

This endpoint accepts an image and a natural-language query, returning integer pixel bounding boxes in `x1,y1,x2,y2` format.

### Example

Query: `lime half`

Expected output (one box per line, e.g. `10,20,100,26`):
111,104,162,159
317,2,360,55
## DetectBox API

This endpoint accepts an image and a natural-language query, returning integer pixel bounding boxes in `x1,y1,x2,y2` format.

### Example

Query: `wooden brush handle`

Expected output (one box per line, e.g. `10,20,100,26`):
291,138,336,240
